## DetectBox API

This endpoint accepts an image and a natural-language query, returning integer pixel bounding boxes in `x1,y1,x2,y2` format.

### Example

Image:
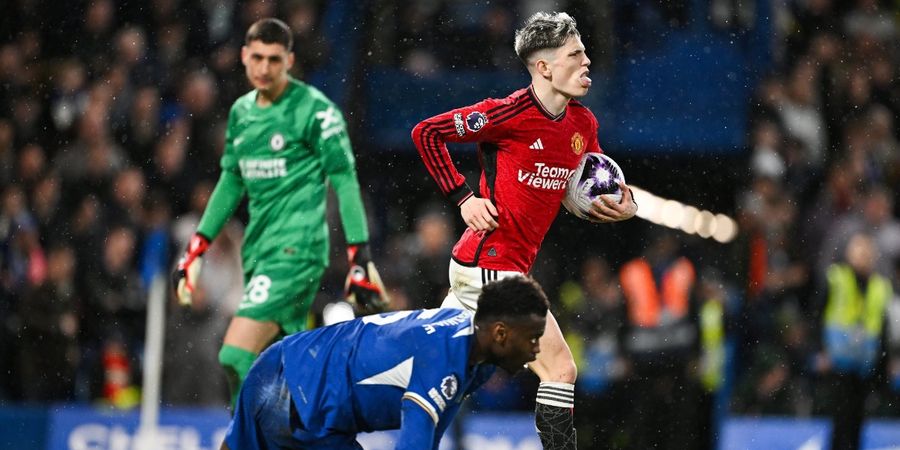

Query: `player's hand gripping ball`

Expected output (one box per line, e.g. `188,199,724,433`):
562,152,626,223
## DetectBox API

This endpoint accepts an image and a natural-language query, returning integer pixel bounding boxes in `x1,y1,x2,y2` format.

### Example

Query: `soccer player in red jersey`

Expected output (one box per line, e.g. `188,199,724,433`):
411,12,637,449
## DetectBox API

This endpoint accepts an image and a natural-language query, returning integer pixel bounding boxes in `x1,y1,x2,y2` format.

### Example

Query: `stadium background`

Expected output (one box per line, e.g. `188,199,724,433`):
1,0,899,449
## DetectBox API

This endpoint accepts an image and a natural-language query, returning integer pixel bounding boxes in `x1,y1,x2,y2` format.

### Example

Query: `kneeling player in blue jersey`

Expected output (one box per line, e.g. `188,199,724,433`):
221,276,549,450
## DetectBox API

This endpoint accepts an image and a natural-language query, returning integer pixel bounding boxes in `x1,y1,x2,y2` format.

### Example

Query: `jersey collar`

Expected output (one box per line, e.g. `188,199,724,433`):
252,78,296,110
527,85,567,122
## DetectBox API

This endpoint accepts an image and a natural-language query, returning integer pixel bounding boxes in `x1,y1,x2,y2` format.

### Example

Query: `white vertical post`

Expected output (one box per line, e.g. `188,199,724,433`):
137,275,167,448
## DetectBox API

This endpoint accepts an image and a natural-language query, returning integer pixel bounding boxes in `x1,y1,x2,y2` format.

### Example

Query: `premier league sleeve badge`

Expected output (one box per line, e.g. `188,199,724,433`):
465,111,488,133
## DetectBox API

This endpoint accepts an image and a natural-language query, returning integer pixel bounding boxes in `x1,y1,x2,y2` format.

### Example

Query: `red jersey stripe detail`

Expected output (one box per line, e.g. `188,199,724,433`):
428,122,466,194
418,122,460,193
485,94,528,119
416,124,451,192
491,102,532,126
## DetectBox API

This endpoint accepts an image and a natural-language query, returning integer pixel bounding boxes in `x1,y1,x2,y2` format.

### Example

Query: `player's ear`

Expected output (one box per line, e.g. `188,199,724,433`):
286,51,295,70
491,322,509,344
240,46,249,65
535,58,552,79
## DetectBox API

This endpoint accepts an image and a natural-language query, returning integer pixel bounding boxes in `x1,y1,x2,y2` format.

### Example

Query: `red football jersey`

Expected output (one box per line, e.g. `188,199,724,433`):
412,86,603,273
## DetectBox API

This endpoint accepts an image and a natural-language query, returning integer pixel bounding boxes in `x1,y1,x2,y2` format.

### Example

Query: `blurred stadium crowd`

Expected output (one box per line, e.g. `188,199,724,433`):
0,0,899,448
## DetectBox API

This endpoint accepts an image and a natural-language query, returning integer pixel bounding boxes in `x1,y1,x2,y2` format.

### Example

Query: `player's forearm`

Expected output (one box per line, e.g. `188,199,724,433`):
196,170,245,240
328,170,370,244
411,119,471,204
396,403,437,450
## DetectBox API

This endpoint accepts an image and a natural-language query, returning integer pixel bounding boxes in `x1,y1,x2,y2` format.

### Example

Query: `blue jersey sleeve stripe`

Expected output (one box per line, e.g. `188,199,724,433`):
402,392,439,424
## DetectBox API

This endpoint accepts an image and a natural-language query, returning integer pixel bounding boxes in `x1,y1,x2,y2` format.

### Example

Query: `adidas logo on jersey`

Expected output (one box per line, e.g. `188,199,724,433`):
529,139,544,150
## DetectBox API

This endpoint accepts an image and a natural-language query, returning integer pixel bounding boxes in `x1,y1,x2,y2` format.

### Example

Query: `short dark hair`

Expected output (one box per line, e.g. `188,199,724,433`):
514,12,580,65
475,276,549,324
245,18,293,51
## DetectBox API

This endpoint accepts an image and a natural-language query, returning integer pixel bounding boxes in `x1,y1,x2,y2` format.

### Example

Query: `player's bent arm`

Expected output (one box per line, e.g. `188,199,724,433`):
410,98,507,206
411,120,473,205
397,394,438,450
196,170,246,240
588,182,637,223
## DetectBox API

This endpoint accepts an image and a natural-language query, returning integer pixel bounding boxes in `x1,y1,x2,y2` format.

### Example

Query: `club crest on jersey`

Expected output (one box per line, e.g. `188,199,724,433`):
270,133,285,151
441,375,458,400
571,132,585,155
466,111,488,133
453,113,466,137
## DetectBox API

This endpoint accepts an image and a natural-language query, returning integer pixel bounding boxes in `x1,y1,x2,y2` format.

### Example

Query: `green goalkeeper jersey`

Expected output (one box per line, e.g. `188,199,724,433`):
197,77,369,266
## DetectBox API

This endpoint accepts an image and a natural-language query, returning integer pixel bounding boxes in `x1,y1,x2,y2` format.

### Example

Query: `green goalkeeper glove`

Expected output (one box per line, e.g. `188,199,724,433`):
172,233,210,306
345,243,389,314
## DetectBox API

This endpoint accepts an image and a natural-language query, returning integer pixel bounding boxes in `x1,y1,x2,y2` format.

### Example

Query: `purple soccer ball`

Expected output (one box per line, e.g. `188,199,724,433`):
562,152,626,222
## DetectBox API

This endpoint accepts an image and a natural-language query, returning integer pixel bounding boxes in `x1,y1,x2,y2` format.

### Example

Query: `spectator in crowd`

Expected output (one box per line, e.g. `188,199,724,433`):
80,225,145,405
733,303,815,416
176,70,222,172
75,0,116,67
882,259,900,416
16,143,47,195
17,244,80,402
283,0,330,78
147,119,198,215
106,167,146,231
695,268,731,450
0,120,15,186
818,185,900,281
558,256,628,449
816,233,892,450
843,0,896,43
799,160,861,276
778,60,827,168
0,186,45,295
619,232,700,450
54,103,128,200
384,208,454,310
391,2,447,76
865,106,900,186
30,173,64,240
117,85,162,171
748,120,786,181
734,175,808,356
47,59,90,146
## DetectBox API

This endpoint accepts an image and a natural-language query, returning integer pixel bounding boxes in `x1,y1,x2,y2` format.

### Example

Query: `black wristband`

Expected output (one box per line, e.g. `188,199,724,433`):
348,242,372,265
447,184,475,206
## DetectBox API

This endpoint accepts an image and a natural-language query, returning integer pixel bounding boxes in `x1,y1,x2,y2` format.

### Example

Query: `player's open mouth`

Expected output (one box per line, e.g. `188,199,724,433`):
579,71,592,88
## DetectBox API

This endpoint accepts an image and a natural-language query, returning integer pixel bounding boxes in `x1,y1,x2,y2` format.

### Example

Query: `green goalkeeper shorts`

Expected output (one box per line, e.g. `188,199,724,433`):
235,258,325,335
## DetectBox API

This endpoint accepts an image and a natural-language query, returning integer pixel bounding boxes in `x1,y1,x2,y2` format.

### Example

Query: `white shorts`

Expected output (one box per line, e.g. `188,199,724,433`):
441,259,524,311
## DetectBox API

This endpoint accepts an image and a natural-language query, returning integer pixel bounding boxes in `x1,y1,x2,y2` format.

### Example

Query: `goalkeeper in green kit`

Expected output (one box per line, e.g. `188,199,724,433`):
172,18,387,405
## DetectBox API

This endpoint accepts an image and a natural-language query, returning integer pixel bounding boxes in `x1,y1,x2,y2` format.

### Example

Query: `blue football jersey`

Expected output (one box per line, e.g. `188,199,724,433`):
280,308,496,444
